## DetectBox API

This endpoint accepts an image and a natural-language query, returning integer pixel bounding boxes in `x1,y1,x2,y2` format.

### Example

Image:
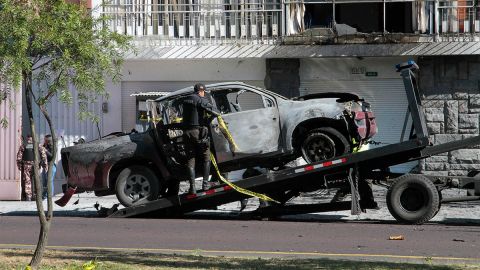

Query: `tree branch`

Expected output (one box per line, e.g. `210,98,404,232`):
32,59,53,71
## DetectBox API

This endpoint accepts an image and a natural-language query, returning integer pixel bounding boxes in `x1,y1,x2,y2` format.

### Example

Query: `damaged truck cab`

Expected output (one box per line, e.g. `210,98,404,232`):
61,82,377,207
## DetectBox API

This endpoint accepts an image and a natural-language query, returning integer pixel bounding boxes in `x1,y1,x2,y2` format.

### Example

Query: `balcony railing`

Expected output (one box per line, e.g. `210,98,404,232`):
100,0,480,45
437,0,480,40
102,0,282,45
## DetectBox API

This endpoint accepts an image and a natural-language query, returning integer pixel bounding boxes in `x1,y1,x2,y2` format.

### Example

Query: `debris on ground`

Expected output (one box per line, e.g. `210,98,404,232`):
94,202,120,217
388,235,405,240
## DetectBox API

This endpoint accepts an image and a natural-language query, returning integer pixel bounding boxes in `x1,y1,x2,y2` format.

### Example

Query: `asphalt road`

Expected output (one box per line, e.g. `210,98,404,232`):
0,216,479,263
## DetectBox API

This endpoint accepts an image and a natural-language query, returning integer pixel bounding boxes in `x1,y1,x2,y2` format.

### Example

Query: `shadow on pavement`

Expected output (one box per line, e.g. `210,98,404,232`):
0,249,466,270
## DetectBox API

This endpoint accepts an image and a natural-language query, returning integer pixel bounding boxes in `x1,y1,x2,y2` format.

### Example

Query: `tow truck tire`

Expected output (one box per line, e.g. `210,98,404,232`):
386,174,439,224
115,165,160,207
300,127,350,164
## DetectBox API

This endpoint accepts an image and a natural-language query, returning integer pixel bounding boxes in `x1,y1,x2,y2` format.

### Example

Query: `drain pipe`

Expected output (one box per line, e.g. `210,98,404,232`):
434,0,439,41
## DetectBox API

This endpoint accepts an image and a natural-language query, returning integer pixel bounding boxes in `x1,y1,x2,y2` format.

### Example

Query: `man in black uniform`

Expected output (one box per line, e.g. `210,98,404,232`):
182,83,219,195
42,134,56,200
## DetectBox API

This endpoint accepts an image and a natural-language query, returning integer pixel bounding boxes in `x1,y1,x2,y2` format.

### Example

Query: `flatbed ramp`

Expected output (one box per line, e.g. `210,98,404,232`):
110,135,480,218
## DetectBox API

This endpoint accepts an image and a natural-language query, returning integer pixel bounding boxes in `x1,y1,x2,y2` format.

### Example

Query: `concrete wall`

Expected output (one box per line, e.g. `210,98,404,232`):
265,58,300,98
419,56,480,176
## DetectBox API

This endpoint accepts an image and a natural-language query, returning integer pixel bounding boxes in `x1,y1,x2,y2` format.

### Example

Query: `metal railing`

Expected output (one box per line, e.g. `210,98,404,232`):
102,0,282,45
437,0,480,40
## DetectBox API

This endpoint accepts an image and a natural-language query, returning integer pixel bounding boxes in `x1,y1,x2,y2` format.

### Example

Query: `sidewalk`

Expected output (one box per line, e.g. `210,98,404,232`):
1,185,479,224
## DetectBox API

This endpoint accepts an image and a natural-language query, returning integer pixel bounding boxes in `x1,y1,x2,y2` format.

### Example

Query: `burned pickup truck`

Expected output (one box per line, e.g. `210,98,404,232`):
61,82,377,207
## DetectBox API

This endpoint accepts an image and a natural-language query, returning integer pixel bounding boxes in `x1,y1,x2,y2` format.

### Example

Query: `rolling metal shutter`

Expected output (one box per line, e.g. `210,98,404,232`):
299,79,417,173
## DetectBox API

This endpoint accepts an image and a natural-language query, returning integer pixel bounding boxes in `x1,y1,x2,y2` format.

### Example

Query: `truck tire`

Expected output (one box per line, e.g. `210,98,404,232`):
115,165,160,207
386,174,439,224
300,127,350,163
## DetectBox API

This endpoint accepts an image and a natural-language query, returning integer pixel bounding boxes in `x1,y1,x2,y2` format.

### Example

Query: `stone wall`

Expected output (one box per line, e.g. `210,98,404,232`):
418,56,480,176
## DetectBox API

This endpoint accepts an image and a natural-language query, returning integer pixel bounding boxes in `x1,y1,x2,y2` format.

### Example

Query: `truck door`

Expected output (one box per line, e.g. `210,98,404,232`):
209,87,281,164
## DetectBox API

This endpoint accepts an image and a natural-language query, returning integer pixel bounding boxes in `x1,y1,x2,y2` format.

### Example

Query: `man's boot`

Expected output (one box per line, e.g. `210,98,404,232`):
188,167,196,195
202,161,212,191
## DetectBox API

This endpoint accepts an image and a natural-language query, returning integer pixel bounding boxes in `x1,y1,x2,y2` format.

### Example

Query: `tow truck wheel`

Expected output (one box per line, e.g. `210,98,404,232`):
386,174,439,224
115,165,160,207
300,127,350,163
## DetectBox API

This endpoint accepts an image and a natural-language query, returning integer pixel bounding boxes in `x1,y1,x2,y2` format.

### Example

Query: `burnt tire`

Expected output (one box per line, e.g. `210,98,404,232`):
115,165,160,207
386,174,439,224
300,127,350,164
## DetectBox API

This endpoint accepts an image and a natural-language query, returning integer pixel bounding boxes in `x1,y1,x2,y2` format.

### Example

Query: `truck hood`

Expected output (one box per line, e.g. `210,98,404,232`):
292,92,362,102
61,132,146,166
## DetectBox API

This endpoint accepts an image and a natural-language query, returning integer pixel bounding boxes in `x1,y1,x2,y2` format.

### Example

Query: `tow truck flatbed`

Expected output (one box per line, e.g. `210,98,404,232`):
109,61,480,224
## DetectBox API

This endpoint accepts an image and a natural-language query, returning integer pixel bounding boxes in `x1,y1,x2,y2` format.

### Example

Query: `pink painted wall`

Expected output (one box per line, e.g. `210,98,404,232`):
0,82,22,200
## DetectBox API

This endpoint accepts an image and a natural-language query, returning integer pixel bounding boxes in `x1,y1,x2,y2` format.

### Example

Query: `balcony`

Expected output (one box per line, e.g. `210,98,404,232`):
100,0,480,46
101,0,283,45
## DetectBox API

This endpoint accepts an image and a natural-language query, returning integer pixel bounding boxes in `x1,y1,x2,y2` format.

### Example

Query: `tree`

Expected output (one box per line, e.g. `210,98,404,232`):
0,0,131,268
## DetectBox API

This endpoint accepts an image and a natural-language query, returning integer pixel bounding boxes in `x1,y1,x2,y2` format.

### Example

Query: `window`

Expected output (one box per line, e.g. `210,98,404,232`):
211,88,267,114
157,96,185,125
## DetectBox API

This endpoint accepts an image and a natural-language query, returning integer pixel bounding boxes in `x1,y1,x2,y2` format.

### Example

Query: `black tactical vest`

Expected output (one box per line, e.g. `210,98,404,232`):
23,143,34,162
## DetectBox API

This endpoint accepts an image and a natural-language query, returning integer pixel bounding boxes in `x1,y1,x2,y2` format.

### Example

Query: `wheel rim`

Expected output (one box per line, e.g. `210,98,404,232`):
400,185,427,212
303,134,336,163
124,174,151,203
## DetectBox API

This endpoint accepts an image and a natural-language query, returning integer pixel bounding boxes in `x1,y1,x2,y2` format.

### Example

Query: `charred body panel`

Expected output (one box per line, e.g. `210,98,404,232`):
61,130,169,193
280,98,346,151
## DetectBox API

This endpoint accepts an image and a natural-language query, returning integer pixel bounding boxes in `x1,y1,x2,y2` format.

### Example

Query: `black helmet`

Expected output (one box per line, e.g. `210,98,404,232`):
194,83,206,93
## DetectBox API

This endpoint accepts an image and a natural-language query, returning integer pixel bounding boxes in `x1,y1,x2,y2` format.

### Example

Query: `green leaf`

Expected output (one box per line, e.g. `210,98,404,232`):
0,117,8,128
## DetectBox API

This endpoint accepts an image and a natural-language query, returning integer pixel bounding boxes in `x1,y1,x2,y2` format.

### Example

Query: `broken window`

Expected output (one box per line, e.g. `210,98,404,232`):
211,88,269,114
302,0,415,34
304,3,333,29
385,2,414,33
336,3,383,33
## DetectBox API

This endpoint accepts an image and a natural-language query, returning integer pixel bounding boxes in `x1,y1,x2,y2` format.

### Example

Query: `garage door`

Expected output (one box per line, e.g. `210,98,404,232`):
300,79,417,173
121,81,264,132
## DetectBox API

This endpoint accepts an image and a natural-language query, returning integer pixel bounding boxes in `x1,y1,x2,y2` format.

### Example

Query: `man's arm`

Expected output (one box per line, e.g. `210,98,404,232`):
39,146,48,171
16,146,23,170
44,144,53,161
198,96,220,116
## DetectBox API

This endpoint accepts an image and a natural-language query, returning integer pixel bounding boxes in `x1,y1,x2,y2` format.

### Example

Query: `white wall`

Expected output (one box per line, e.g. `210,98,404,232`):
121,59,267,81
102,80,122,135
0,83,22,200
300,57,415,81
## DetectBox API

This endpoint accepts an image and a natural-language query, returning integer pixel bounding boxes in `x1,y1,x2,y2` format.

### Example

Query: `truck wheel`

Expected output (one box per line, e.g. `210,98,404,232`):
386,174,439,224
300,127,350,163
115,165,160,207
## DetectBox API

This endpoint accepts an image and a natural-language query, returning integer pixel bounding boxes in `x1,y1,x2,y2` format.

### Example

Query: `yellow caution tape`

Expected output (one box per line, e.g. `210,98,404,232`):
217,115,241,153
172,117,183,123
210,152,279,203
352,138,369,153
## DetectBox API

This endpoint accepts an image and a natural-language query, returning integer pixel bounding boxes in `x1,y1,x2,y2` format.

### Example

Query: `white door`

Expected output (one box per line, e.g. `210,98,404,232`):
209,87,281,164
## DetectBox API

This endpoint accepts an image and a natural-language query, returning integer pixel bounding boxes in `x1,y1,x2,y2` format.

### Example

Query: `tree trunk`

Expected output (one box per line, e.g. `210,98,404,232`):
39,104,56,220
24,71,51,269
